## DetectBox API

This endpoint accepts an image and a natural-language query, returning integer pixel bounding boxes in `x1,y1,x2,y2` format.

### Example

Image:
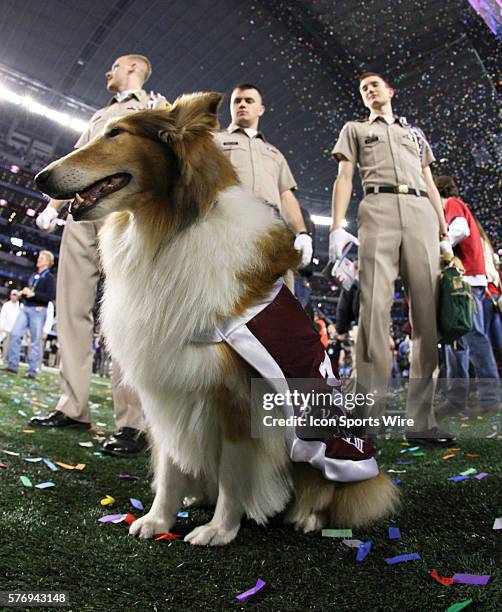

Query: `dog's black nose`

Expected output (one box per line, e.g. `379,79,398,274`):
35,169,51,187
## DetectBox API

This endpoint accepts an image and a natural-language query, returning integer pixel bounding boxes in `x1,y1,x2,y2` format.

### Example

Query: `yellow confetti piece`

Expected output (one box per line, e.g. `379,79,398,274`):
100,495,116,506
74,463,86,471
22,429,35,434
400,442,410,446
447,448,461,451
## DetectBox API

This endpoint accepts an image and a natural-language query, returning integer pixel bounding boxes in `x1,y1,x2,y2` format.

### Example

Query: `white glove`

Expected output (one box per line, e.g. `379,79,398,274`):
294,233,313,268
36,205,59,232
440,239,454,261
329,228,359,261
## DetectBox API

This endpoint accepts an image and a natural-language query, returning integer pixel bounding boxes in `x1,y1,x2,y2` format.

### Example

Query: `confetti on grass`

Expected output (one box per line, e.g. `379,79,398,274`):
475,472,488,480
448,475,470,483
385,553,421,565
388,527,401,540
35,482,55,489
0,463,7,468
493,518,502,530
322,529,353,538
236,579,266,602
118,473,140,481
459,468,477,476
342,539,363,548
100,495,115,506
24,457,42,462
356,541,372,562
452,573,491,586
445,601,472,612
177,511,189,518
154,533,181,541
42,458,58,471
430,569,454,586
98,514,126,524
130,498,144,511
20,475,32,487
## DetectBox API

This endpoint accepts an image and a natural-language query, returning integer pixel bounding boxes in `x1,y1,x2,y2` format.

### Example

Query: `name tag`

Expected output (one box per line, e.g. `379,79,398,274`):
365,136,379,144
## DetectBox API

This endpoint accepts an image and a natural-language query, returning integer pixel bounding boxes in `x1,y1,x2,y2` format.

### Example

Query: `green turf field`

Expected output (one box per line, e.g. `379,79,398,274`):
0,367,500,611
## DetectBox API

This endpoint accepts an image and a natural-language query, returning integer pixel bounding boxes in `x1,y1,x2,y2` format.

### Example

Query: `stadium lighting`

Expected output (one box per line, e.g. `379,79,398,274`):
25,208,36,217
0,199,8,206
10,237,23,247
0,84,21,104
9,164,20,174
0,80,87,133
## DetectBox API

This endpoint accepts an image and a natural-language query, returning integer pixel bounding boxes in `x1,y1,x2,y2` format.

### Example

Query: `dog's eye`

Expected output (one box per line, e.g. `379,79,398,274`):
108,128,123,138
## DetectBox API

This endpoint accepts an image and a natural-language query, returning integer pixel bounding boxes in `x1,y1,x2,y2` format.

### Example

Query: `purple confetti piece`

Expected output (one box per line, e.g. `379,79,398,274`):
453,573,491,586
388,527,401,540
474,472,488,480
130,498,144,511
356,541,372,562
236,579,266,602
385,553,421,565
392,479,401,485
448,475,470,482
118,473,140,481
35,482,55,489
98,514,127,524
396,460,413,465
42,458,58,471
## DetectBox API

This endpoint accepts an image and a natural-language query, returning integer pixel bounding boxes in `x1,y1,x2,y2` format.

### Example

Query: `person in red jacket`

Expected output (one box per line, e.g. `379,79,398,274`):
435,176,500,415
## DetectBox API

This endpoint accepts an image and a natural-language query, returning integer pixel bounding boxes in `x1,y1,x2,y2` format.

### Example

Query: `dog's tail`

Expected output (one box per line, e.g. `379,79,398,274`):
329,471,399,527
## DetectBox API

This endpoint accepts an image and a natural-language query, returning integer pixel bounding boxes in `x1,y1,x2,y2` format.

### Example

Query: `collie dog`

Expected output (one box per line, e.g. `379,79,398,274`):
36,93,397,545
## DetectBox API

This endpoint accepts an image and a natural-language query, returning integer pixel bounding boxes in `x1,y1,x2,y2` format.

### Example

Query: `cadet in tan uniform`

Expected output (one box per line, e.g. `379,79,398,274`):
31,55,167,456
329,72,454,445
213,84,313,287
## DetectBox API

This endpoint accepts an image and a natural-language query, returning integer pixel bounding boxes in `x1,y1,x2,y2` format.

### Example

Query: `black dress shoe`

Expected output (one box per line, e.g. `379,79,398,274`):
2,367,17,374
30,410,91,429
102,427,148,456
406,426,455,447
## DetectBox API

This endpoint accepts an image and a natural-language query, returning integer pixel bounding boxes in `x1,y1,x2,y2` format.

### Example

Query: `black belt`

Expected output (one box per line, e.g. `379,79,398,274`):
365,185,427,197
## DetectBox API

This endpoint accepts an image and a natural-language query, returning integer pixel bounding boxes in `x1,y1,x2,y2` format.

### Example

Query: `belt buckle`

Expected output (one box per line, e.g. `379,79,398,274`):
397,184,409,194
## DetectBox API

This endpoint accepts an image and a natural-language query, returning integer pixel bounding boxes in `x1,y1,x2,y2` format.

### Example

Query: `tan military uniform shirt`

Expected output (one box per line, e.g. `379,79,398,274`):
75,90,168,148
332,115,435,192
213,125,296,210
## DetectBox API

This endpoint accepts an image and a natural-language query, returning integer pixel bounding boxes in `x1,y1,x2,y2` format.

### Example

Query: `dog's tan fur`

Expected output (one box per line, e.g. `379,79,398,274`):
37,92,398,545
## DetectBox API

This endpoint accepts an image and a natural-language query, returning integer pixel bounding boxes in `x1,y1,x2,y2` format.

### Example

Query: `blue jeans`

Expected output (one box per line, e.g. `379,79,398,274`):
444,286,501,410
483,295,502,351
8,306,47,376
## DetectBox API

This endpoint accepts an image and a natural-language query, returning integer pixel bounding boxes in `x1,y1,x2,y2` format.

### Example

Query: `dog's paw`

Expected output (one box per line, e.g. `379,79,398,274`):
293,512,326,534
184,522,239,546
129,513,174,539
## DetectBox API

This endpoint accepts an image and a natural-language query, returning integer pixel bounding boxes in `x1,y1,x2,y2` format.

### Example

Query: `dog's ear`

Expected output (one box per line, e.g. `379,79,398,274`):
159,92,222,143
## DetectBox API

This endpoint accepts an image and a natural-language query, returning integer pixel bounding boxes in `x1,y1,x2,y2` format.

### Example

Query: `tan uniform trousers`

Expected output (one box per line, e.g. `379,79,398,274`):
55,216,145,430
356,193,440,433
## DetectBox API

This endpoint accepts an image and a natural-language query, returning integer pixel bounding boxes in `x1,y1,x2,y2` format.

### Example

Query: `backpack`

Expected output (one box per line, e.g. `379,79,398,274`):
438,263,474,344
